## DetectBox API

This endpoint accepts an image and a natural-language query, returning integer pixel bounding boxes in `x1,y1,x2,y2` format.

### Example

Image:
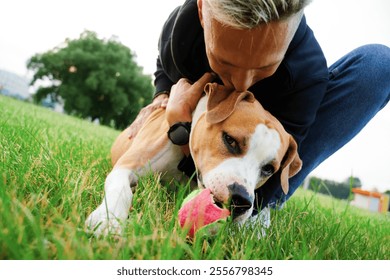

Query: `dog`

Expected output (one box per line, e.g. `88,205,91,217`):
86,83,302,236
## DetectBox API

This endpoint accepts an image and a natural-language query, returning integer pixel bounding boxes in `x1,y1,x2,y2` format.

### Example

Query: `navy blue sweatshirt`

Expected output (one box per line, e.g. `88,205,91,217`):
155,0,329,149
154,0,329,206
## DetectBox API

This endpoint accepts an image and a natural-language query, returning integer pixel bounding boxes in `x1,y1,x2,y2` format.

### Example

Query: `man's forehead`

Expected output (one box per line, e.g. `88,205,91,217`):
206,17,294,66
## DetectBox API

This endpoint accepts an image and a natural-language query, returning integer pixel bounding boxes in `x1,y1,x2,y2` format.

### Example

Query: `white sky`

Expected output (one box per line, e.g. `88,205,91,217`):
1,0,389,192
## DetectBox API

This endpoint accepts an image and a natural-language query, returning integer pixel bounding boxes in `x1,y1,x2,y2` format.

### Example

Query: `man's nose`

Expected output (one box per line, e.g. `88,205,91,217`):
228,183,253,219
231,70,253,92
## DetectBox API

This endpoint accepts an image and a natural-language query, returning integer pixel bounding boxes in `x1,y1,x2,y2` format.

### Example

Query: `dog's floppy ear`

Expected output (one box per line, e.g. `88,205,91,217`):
280,136,302,195
205,83,255,124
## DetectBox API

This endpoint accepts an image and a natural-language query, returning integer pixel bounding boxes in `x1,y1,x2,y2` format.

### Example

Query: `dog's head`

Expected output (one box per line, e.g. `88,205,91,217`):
190,83,302,223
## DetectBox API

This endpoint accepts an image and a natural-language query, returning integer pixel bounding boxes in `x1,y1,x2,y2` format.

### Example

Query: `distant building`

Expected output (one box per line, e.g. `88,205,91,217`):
351,188,389,213
0,69,30,99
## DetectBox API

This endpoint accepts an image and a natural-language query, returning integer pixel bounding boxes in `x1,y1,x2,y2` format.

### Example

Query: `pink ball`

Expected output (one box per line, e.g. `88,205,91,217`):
178,189,230,237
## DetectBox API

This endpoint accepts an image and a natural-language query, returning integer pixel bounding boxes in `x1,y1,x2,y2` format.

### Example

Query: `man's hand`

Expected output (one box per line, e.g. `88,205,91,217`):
166,72,215,126
127,93,168,139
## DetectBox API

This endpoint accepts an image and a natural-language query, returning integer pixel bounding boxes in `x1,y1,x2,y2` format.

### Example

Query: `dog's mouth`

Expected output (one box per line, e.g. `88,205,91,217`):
199,182,253,221
198,172,253,220
207,191,230,212
214,199,224,209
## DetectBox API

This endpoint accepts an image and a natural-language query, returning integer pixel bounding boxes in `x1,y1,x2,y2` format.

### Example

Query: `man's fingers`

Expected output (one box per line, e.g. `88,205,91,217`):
127,125,138,139
127,95,169,139
127,116,143,139
160,98,168,108
193,72,216,89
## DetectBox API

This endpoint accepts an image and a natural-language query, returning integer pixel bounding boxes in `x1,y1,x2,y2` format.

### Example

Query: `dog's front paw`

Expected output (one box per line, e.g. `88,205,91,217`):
85,207,125,237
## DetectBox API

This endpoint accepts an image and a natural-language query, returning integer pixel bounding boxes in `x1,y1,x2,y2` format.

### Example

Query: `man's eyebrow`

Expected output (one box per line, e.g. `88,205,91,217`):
216,56,236,68
215,54,282,69
256,60,282,69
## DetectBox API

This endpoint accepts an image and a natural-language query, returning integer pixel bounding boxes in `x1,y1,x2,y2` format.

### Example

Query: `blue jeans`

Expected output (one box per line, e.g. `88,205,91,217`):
261,44,390,209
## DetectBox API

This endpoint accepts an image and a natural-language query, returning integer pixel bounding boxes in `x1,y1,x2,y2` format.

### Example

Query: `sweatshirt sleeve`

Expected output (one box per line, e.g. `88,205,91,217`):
154,56,174,97
152,5,182,98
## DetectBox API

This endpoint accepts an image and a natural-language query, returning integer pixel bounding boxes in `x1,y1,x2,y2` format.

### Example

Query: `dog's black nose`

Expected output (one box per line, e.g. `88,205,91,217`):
228,183,253,219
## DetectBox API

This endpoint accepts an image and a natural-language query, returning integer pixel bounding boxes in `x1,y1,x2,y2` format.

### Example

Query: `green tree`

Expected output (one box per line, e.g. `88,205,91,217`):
308,176,352,200
27,30,153,129
342,177,362,188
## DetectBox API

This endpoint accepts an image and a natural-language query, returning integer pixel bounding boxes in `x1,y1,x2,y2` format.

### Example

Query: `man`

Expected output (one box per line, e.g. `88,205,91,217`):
129,0,390,217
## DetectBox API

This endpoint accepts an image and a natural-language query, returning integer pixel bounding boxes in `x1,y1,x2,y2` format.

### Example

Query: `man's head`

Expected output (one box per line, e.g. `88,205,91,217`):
197,0,311,91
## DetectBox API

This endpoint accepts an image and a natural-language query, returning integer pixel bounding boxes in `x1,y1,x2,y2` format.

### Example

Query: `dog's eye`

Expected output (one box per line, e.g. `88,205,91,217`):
261,164,275,177
223,132,241,155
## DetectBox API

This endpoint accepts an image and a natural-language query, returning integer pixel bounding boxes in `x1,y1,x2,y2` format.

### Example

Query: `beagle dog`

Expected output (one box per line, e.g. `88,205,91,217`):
86,83,302,236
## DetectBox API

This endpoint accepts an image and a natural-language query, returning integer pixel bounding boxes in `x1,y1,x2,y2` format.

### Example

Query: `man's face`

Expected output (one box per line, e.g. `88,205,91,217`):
198,0,301,91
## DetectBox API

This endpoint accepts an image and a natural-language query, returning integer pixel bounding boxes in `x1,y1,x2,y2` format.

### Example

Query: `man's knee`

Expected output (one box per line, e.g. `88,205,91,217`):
348,44,390,106
353,44,390,74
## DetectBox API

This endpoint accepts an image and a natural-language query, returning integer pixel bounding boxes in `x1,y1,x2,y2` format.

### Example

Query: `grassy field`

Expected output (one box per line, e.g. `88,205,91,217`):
1,95,389,260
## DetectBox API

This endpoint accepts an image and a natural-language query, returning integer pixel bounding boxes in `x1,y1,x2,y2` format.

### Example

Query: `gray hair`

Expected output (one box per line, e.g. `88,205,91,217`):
204,0,312,29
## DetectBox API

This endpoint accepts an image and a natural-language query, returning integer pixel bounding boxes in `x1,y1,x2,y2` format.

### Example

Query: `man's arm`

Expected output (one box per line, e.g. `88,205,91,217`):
154,57,174,98
127,93,168,139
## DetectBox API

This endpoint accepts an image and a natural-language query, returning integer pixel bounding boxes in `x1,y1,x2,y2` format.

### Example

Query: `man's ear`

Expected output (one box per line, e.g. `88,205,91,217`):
197,0,204,27
204,83,255,124
280,136,302,195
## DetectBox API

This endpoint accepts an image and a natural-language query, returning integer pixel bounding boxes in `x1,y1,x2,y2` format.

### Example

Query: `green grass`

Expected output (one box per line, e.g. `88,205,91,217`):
1,95,389,260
